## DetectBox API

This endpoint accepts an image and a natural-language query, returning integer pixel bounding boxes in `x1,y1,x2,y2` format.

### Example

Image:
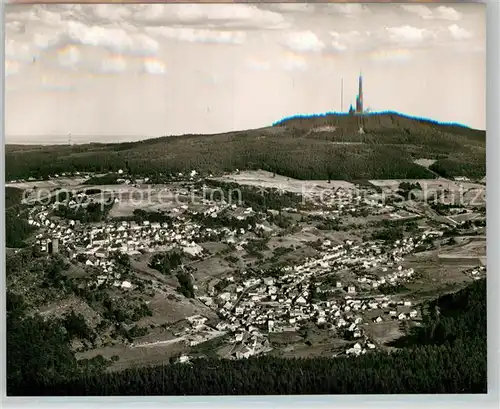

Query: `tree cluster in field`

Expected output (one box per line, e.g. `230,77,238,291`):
149,251,183,275
378,283,409,295
54,201,114,223
176,271,195,298
397,182,422,200
5,187,37,248
8,279,486,395
190,210,258,231
204,180,304,212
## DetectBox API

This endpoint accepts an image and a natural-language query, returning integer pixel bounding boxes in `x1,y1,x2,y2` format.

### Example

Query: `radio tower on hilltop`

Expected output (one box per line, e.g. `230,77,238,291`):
68,132,72,146
355,71,364,114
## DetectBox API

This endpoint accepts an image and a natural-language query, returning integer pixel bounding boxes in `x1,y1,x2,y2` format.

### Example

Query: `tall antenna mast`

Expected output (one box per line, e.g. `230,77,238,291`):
68,132,72,146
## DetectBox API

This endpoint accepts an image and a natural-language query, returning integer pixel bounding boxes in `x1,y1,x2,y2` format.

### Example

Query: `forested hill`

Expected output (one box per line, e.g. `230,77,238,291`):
8,278,486,395
6,112,485,181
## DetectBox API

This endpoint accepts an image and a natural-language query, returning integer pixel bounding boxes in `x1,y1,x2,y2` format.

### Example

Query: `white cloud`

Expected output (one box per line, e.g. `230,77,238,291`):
5,60,21,76
265,4,313,13
246,58,271,71
5,21,26,34
448,24,473,40
92,4,133,22
400,5,462,21
400,5,433,19
330,5,369,16
40,75,76,92
385,25,435,44
143,59,166,75
284,31,324,53
281,54,307,71
5,39,36,62
434,6,462,22
66,21,159,55
370,49,413,64
100,56,127,73
146,27,245,45
329,30,364,52
132,4,287,30
58,45,81,68
33,32,61,49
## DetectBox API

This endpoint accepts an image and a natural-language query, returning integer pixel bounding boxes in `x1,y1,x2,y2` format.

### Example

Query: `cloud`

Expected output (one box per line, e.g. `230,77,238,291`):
329,4,370,16
281,53,307,72
5,21,26,34
284,31,324,53
329,30,364,52
33,32,61,49
57,45,81,68
92,4,133,22
264,4,314,14
131,4,287,30
400,5,462,21
246,58,271,71
143,58,166,75
369,49,413,64
434,6,463,21
40,74,76,92
5,60,21,76
448,24,473,40
67,21,159,55
100,55,128,73
146,27,245,45
5,39,36,62
385,25,435,44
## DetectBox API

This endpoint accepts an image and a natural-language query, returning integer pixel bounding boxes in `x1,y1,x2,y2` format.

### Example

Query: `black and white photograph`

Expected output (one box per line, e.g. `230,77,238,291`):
4,2,488,396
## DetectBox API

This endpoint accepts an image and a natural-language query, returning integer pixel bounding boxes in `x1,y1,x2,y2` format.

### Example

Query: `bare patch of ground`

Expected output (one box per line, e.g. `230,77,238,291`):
77,340,189,372
136,293,217,327
217,170,355,195
413,159,437,168
362,321,404,347
6,178,88,190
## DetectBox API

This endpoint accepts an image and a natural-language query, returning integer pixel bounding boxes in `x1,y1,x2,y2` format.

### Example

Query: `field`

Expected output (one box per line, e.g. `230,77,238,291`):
218,170,356,194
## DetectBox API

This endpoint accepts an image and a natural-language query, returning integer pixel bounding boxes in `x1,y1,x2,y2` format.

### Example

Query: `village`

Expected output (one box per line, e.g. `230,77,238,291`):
9,169,487,364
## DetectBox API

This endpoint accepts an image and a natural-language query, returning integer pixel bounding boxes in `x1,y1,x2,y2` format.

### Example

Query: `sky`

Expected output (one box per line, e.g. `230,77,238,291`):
5,3,486,144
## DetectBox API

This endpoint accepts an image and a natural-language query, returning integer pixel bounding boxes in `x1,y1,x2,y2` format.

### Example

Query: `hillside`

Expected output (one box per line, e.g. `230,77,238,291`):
8,279,486,395
5,113,486,181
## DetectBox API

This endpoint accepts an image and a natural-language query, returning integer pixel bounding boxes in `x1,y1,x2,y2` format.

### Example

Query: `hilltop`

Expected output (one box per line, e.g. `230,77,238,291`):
6,112,485,182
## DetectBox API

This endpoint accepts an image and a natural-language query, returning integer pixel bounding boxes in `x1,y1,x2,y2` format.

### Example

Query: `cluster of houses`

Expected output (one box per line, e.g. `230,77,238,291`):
18,173,484,361
29,200,257,261
191,231,444,358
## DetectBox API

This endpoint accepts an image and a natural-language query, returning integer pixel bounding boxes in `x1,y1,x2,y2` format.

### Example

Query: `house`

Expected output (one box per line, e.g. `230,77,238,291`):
268,320,275,332
296,296,307,305
121,281,132,289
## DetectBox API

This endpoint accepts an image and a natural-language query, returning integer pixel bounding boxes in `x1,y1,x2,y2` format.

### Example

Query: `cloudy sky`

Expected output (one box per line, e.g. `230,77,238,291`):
5,3,486,144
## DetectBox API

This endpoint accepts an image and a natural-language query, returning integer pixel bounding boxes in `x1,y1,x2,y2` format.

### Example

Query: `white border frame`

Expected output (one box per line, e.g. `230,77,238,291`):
1,1,498,408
